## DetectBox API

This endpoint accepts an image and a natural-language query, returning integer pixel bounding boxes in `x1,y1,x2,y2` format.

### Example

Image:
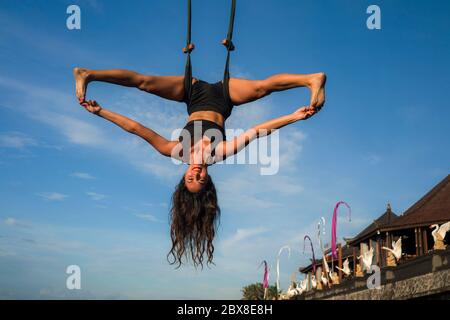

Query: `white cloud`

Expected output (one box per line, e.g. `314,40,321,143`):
0,213,356,299
218,177,279,210
221,226,268,250
4,218,17,226
278,129,307,169
134,213,160,223
0,76,69,105
113,92,186,138
35,112,108,147
86,192,107,201
141,202,168,208
217,165,305,214
4,217,29,228
229,66,254,80
0,132,37,149
37,192,68,201
136,160,184,180
226,100,271,131
70,172,96,180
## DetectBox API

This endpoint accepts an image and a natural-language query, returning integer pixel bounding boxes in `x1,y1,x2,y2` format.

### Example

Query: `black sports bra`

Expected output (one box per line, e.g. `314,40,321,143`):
179,119,226,144
177,120,226,164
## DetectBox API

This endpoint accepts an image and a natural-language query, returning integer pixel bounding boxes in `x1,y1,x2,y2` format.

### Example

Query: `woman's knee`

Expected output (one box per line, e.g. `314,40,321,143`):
256,79,271,98
137,75,155,92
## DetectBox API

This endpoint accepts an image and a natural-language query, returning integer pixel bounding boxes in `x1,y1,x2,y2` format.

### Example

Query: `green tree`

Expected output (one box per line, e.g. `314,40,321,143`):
241,283,279,300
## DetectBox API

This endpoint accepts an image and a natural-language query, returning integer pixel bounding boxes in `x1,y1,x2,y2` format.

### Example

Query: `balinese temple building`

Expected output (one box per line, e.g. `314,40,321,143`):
294,174,450,300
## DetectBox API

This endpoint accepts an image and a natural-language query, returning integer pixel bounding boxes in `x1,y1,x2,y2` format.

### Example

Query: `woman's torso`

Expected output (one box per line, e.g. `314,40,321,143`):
176,79,234,164
187,110,224,128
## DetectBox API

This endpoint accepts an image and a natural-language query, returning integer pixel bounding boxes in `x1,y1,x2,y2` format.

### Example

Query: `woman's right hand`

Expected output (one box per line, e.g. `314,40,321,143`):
80,100,102,114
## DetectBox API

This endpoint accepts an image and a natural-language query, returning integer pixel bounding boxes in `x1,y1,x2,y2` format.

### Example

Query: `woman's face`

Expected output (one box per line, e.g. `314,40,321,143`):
184,164,208,193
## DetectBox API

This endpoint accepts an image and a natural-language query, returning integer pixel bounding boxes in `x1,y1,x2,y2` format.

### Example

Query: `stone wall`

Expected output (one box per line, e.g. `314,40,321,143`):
326,267,450,300
301,249,450,300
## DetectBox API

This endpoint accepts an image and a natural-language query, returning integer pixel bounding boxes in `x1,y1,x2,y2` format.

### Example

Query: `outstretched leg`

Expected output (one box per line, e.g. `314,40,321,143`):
229,72,326,108
73,67,186,102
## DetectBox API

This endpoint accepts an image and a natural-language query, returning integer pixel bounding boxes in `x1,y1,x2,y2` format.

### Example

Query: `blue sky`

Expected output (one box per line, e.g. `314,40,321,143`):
0,0,449,299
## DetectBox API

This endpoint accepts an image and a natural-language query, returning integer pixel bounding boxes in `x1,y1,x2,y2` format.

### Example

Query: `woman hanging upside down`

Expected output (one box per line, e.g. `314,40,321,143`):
73,67,326,267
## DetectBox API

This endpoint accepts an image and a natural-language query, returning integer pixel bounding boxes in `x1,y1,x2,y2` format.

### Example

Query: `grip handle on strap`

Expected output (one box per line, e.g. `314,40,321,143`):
183,43,195,54
221,39,235,51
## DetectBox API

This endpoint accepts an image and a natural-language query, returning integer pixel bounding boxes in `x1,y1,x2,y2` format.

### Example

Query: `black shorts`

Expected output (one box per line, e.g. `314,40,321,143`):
183,79,234,120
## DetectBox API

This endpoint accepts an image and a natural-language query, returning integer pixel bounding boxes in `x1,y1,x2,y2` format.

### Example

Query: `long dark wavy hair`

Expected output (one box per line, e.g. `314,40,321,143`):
167,175,220,268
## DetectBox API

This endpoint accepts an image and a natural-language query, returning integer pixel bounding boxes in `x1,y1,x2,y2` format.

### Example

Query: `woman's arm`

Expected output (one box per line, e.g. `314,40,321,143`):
215,106,318,160
81,100,177,157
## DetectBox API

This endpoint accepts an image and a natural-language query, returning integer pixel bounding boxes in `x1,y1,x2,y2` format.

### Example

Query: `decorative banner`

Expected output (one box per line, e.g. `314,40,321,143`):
303,235,316,273
317,217,326,253
276,245,291,294
258,260,269,289
331,201,352,259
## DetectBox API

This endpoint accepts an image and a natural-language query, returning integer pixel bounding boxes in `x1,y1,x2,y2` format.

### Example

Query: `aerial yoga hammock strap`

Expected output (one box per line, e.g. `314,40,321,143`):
183,0,237,103
222,0,236,105
183,0,194,102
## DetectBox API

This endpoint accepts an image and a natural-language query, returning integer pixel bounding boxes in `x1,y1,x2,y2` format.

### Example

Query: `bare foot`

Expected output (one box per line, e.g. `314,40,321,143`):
73,67,89,102
308,72,326,109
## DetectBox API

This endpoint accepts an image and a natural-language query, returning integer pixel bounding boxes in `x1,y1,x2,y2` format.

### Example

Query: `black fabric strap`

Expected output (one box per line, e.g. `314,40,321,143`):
183,0,237,105
223,0,236,106
225,0,236,51
183,0,194,103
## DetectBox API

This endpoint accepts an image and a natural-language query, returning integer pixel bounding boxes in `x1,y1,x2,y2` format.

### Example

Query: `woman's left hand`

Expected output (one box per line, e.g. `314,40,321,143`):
80,100,102,114
293,106,317,121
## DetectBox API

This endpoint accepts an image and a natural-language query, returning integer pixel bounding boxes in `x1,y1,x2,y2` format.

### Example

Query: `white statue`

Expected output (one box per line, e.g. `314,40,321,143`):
286,283,302,298
358,247,374,272
431,222,450,250
311,275,317,289
299,278,308,292
336,258,351,276
382,237,403,261
321,272,329,287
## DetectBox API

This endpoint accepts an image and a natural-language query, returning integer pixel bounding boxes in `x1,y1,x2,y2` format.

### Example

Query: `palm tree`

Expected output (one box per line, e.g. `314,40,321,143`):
241,283,279,300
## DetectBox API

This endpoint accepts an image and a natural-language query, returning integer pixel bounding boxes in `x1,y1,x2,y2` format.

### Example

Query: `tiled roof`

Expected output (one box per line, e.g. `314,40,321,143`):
386,174,450,230
347,205,399,245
